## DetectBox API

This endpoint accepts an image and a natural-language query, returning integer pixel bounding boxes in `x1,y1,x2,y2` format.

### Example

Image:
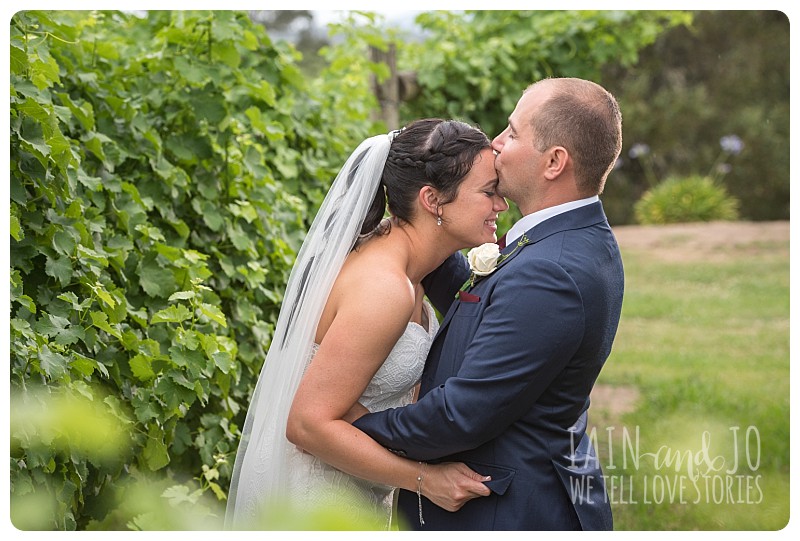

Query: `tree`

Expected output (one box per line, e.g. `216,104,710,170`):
602,10,789,223
249,10,330,76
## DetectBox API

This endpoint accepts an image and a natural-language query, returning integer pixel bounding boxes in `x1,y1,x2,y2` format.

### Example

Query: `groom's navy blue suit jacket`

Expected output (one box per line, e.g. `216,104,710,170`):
353,201,624,530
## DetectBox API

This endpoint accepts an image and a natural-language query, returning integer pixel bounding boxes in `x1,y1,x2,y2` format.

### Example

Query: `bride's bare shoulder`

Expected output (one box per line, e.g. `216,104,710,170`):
336,241,413,305
314,237,415,344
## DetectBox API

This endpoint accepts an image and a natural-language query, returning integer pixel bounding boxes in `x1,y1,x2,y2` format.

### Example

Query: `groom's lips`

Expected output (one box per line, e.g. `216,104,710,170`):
485,219,498,232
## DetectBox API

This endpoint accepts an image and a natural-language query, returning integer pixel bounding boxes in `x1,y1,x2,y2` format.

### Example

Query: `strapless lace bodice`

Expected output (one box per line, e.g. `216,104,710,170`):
359,305,439,413
286,301,439,529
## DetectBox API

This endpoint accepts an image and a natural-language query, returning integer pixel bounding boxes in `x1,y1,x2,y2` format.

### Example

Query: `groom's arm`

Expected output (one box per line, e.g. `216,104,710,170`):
353,257,584,461
421,251,470,316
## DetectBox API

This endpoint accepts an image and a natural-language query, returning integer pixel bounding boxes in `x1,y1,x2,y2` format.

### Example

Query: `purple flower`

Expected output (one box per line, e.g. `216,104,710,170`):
628,143,651,159
715,163,732,175
720,135,744,155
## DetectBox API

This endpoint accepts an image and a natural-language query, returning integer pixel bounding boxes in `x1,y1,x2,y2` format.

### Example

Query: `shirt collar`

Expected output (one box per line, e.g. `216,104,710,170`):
506,195,599,246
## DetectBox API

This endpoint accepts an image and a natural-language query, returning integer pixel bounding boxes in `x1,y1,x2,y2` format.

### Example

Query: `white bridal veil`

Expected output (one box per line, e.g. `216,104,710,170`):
225,132,395,528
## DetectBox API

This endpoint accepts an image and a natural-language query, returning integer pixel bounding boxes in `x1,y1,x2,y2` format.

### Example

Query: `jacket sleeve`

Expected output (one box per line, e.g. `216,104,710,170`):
421,251,470,316
353,257,584,461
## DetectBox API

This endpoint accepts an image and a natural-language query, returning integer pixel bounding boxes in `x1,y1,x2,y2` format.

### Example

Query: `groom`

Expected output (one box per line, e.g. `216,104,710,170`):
353,78,625,530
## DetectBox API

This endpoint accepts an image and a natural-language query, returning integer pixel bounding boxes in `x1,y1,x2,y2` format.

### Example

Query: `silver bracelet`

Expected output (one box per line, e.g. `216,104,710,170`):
416,461,425,526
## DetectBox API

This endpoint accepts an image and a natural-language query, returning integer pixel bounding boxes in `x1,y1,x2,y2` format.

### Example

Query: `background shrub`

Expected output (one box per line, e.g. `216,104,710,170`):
634,175,740,225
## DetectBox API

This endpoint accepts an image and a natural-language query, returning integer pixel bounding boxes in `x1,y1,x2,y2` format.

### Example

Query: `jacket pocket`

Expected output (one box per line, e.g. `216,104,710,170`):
454,299,482,317
464,461,516,495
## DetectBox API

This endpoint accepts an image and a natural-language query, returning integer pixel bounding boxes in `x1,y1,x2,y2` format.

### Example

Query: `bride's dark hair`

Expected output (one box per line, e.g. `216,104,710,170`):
359,118,491,241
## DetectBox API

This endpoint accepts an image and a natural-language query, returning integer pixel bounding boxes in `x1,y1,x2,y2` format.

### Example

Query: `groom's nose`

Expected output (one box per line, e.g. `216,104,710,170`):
491,128,508,153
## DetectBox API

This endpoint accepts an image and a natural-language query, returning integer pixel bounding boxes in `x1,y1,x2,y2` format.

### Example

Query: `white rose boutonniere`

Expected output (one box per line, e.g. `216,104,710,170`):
455,234,532,299
457,243,500,297
467,243,501,276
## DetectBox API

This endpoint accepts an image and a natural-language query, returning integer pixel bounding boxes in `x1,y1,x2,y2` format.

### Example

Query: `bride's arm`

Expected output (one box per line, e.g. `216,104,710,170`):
340,380,417,424
341,402,369,423
286,274,490,511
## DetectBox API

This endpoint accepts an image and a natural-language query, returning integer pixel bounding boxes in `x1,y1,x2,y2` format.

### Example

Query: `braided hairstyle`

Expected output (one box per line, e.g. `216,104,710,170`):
359,119,491,242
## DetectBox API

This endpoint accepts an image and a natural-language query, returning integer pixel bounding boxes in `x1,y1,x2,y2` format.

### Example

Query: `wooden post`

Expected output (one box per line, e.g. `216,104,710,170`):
370,43,399,130
398,71,419,102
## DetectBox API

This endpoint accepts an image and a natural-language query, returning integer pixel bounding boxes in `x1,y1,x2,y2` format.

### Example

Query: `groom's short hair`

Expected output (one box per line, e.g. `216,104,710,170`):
526,78,622,195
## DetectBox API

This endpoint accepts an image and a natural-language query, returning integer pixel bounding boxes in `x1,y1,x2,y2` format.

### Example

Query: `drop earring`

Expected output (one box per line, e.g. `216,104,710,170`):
435,204,442,226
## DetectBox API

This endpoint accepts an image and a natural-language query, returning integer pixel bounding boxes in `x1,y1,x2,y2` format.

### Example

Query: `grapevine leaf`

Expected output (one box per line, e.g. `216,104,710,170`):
45,255,72,286
38,345,69,380
151,305,192,324
197,303,227,328
129,354,155,381
142,426,170,471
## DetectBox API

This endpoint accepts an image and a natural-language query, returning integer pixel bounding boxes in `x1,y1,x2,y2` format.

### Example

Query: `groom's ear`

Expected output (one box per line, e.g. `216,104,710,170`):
418,186,440,218
544,146,569,180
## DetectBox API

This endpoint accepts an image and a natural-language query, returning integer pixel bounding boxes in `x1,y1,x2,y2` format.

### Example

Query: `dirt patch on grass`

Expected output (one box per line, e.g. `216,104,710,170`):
590,384,640,429
611,220,789,262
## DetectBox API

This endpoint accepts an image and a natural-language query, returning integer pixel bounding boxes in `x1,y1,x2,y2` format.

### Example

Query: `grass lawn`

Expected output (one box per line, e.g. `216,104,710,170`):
589,221,790,530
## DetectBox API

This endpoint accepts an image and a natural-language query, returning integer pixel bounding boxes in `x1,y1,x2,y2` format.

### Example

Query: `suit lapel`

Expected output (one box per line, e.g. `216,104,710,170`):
436,293,461,335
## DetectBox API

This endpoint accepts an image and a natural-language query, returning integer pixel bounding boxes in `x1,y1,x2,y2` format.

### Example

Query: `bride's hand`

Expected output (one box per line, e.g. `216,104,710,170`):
421,462,492,512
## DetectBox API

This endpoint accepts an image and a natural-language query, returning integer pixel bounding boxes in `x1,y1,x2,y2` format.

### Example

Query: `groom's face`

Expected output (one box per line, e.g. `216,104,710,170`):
492,84,553,208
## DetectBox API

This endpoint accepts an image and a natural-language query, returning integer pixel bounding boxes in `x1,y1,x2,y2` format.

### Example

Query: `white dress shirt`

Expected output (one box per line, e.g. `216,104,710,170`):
505,195,599,246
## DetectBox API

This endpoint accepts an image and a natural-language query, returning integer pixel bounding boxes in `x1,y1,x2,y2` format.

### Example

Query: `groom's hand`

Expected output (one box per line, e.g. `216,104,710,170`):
423,462,492,512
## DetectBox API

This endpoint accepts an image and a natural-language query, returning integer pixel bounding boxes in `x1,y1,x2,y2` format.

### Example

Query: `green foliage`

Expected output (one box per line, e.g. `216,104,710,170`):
604,11,789,223
398,10,691,138
634,175,739,225
307,11,395,207
9,9,374,529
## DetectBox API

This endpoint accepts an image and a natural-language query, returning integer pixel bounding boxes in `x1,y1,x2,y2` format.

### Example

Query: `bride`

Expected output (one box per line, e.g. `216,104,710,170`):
225,119,509,529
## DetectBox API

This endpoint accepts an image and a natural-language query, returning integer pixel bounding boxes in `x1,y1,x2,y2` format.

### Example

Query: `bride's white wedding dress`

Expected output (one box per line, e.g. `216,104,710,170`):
284,301,439,529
